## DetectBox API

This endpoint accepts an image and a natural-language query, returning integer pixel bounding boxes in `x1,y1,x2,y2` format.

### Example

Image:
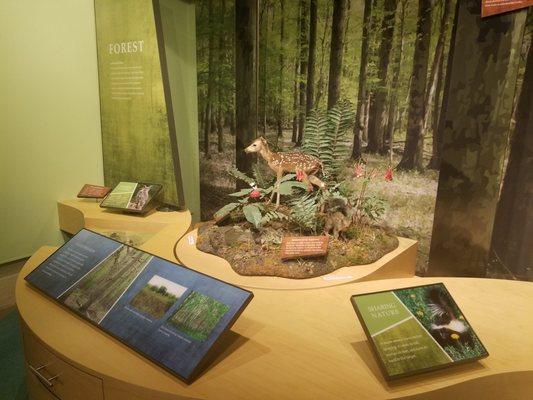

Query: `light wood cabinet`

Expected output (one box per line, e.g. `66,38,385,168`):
22,323,104,400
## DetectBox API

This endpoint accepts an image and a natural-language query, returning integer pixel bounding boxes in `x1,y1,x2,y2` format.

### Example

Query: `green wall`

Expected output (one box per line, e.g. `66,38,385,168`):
0,0,104,264
158,0,201,221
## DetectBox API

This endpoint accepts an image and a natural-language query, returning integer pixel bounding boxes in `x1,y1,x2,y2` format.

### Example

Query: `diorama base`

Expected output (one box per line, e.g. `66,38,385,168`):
196,222,401,280
17,247,533,400
175,228,417,290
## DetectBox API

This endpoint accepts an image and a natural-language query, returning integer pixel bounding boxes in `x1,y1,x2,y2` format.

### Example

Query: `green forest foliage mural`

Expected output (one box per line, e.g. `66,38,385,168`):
196,0,532,279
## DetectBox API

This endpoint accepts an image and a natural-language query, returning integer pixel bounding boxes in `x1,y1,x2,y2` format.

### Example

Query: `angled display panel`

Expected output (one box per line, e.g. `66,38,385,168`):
25,229,253,382
351,283,488,380
100,181,162,213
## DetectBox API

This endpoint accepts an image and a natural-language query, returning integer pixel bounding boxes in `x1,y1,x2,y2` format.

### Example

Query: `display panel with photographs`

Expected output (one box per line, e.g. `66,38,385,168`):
25,229,253,382
351,283,488,380
100,181,162,213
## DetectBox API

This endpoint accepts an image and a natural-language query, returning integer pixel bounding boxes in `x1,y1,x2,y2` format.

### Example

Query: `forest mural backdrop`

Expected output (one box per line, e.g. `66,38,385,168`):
195,0,532,280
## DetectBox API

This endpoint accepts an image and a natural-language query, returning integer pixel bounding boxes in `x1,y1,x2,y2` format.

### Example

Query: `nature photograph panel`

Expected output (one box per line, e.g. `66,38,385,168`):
25,229,253,382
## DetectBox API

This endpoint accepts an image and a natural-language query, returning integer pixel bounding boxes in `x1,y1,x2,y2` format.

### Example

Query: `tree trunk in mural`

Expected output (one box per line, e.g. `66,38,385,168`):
490,44,532,281
217,0,226,153
428,0,453,170
297,0,309,144
366,0,397,153
384,0,407,156
306,0,317,113
277,0,285,139
351,0,372,159
291,1,302,143
424,0,452,167
342,0,351,77
427,1,526,277
397,0,431,171
327,0,347,109
235,0,257,184
428,2,458,171
204,0,215,158
316,1,331,108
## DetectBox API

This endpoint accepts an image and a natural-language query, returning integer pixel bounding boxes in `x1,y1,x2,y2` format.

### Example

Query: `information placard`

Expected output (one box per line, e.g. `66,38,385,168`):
351,283,488,380
279,236,329,260
77,184,111,199
100,181,162,213
25,229,253,382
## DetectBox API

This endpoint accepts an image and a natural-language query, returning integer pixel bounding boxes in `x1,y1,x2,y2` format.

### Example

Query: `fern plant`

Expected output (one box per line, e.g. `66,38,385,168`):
302,100,355,178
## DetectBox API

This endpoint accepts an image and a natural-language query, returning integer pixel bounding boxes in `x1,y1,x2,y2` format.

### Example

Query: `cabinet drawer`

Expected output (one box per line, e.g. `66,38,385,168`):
22,326,104,400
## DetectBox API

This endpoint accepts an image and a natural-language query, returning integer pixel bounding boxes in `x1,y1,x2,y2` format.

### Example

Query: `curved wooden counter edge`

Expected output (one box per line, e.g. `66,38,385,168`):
16,246,533,400
174,229,417,290
57,198,192,237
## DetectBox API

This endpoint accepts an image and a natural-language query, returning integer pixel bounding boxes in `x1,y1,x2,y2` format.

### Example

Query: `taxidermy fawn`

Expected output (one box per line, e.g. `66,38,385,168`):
244,137,325,207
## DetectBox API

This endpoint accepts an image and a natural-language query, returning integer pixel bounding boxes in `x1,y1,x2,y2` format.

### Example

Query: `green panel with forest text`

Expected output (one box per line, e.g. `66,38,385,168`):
95,0,179,206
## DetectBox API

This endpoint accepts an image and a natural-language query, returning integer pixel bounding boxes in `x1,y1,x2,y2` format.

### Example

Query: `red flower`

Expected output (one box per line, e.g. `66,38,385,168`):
296,169,304,182
354,163,365,178
385,166,393,182
249,189,261,198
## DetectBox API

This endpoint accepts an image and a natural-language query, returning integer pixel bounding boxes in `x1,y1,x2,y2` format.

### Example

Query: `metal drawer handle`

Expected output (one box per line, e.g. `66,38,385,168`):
29,364,59,388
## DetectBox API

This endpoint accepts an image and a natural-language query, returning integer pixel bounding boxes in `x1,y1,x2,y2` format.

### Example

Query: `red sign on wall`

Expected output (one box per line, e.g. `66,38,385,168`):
482,0,533,17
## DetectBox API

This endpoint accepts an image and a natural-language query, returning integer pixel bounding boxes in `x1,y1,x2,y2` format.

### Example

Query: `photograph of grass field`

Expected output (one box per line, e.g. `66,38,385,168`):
60,245,152,323
130,275,188,319
394,284,488,362
167,291,229,341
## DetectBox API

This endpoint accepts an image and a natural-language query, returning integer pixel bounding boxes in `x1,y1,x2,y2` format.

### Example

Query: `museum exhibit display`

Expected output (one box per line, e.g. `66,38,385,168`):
94,0,200,220
2,0,532,399
100,181,162,214
77,184,111,199
351,283,488,380
24,229,253,382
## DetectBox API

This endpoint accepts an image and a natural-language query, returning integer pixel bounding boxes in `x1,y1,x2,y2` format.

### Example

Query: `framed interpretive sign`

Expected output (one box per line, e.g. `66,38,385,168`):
25,229,253,382
351,283,488,380
77,184,111,199
100,181,162,213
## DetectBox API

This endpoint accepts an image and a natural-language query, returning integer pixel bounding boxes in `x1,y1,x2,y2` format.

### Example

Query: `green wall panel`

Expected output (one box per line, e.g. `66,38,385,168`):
0,0,104,264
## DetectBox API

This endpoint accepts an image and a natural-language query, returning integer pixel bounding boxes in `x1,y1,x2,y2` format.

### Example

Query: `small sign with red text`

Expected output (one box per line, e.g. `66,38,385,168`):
482,0,533,17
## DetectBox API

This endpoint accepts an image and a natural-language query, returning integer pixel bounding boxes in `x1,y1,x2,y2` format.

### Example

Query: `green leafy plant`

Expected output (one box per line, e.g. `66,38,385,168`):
214,168,306,228
290,194,321,232
302,100,355,177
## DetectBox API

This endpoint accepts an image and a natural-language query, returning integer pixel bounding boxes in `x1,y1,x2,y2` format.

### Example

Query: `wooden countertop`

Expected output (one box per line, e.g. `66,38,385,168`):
16,245,533,399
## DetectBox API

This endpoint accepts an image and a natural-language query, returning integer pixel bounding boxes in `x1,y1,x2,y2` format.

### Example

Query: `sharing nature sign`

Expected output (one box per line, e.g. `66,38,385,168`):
351,283,488,380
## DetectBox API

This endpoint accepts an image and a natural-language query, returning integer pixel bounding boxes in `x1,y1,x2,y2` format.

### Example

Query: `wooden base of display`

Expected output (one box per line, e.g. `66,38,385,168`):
57,199,192,262
17,246,533,400
174,229,417,290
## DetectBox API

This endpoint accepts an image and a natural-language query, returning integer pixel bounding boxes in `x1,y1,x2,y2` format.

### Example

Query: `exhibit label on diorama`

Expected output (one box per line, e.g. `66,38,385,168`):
279,236,329,260
94,0,183,207
25,229,253,382
482,0,533,17
351,283,488,380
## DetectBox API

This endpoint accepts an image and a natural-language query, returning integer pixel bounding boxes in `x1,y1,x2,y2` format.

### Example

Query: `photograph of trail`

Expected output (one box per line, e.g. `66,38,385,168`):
195,0,532,278
60,245,152,323
167,291,230,341
130,275,188,319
